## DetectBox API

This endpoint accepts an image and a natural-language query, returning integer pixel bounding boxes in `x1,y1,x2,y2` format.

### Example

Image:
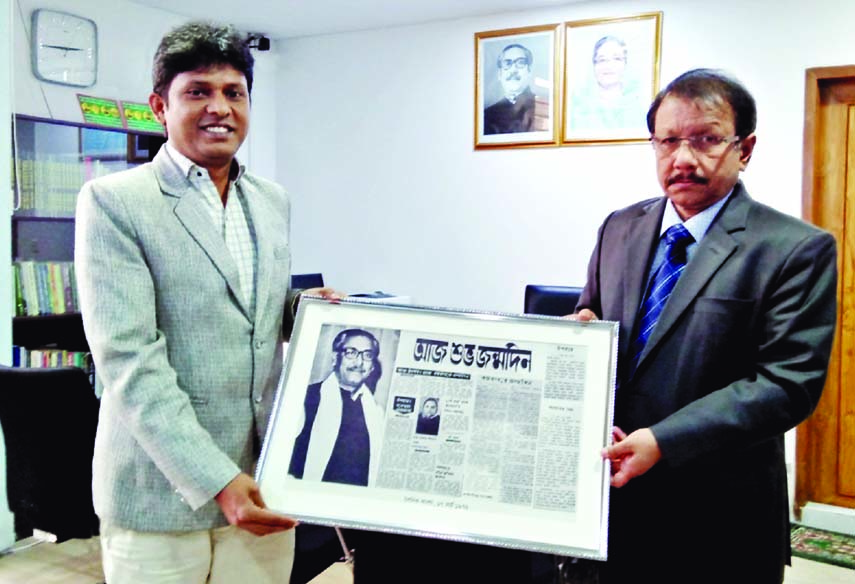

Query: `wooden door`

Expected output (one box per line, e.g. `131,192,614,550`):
798,66,855,513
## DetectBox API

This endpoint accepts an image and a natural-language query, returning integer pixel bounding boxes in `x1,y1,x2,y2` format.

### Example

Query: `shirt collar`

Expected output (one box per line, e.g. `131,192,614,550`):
660,187,734,244
165,142,245,183
342,384,371,402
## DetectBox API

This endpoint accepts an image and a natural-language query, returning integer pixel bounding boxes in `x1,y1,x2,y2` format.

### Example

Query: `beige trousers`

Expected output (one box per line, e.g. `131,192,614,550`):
99,522,295,584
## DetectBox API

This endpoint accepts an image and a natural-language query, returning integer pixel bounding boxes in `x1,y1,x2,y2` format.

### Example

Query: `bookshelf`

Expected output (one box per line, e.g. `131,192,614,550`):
10,114,165,366
12,314,88,352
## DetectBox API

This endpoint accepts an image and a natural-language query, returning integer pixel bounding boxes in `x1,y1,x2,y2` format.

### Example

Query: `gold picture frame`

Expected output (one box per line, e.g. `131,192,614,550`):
562,12,662,146
474,24,562,149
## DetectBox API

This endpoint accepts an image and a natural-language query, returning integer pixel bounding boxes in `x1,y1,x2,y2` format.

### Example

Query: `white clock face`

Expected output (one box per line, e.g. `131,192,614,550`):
31,9,98,88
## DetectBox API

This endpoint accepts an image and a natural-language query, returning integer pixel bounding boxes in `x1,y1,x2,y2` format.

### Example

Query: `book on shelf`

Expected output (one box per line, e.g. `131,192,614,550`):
35,262,50,314
48,262,65,314
13,263,27,316
61,262,76,312
13,260,80,316
20,260,40,316
12,346,91,372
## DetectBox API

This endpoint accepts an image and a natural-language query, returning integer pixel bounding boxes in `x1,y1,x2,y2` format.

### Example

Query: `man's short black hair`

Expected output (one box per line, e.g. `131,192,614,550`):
152,21,254,98
646,68,757,139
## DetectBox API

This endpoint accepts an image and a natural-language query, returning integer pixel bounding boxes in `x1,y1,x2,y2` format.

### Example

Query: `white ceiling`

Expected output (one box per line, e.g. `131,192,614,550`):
128,0,580,39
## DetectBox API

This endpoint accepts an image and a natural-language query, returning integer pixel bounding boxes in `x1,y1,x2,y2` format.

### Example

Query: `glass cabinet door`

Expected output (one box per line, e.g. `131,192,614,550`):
10,115,164,364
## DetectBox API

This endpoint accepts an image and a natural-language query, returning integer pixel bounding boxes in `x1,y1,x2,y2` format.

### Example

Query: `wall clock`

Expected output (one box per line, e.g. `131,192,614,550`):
31,9,98,88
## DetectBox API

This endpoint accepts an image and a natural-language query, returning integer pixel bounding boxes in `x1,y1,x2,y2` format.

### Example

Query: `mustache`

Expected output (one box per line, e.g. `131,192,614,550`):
504,71,521,81
667,173,708,186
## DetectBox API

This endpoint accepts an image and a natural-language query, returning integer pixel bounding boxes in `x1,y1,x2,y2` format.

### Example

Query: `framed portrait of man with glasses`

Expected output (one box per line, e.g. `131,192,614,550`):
284,323,400,488
563,12,662,145
475,24,561,149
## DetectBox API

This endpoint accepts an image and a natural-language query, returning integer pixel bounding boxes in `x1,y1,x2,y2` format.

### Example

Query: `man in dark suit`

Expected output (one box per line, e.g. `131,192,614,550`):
574,69,837,583
483,43,548,135
289,328,383,487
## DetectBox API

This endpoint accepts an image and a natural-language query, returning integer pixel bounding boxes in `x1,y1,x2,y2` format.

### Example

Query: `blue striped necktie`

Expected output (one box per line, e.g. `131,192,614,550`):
628,224,695,376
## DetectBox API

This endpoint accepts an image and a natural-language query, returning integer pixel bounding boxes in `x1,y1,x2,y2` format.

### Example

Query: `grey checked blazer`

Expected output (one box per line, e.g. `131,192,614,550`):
75,146,294,531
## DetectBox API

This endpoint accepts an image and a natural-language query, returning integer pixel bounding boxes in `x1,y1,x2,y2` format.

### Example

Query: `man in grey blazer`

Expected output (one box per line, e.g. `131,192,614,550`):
574,69,837,583
75,22,338,583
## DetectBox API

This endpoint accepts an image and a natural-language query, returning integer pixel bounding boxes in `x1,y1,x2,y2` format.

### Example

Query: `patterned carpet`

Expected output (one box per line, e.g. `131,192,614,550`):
791,524,855,570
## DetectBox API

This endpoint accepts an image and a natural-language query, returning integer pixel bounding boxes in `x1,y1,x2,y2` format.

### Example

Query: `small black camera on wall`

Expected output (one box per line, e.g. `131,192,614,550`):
248,34,270,51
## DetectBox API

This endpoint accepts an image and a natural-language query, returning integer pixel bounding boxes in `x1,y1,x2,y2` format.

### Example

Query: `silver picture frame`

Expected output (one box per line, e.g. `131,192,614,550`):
257,297,618,560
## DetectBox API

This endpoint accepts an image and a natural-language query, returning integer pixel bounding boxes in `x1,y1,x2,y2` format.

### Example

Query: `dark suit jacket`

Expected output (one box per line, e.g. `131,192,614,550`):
289,380,374,486
577,183,837,583
484,87,539,135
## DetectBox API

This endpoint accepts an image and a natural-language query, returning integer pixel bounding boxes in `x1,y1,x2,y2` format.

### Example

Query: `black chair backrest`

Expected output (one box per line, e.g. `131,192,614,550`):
524,284,583,316
0,366,100,541
291,273,324,290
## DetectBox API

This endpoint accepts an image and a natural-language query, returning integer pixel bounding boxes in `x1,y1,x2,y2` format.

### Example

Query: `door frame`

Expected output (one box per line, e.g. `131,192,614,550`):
796,64,855,515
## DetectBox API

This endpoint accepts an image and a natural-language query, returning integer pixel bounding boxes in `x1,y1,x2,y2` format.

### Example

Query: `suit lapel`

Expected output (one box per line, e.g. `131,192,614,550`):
242,180,273,328
636,185,750,368
152,149,251,320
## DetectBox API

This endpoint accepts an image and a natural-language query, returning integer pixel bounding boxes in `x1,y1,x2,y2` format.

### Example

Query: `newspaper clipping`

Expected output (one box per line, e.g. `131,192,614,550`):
258,300,614,558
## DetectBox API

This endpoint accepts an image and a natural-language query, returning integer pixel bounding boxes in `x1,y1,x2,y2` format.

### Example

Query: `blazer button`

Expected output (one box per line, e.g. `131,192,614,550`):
254,395,263,404
255,341,264,349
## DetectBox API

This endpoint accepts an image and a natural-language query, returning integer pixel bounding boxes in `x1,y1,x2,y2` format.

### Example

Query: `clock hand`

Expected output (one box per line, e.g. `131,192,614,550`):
41,44,83,51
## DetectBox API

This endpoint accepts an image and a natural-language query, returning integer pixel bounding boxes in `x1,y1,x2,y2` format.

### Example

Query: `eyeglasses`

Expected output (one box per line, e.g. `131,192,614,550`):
339,348,376,361
500,57,530,70
650,135,741,156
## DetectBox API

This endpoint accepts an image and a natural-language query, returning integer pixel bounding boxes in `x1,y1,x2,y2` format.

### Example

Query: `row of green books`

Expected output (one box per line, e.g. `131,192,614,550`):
11,346,91,371
14,260,79,316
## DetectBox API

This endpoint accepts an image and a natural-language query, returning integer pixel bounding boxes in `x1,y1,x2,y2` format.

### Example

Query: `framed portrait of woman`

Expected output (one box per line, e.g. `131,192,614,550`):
563,12,662,145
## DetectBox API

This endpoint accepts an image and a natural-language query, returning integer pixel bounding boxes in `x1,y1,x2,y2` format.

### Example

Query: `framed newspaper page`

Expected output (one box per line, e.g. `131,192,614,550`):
257,297,618,560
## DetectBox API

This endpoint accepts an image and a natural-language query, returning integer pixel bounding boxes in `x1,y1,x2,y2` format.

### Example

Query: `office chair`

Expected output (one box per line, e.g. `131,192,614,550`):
0,366,100,542
524,284,584,316
290,273,324,290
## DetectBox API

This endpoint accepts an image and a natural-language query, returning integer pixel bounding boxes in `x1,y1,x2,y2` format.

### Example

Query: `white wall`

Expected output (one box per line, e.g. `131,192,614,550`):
2,0,19,550
277,0,855,313
3,2,13,364
236,48,280,180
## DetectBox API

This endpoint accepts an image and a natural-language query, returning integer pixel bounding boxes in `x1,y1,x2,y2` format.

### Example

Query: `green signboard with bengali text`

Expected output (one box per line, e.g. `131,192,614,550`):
121,101,164,134
77,95,123,129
